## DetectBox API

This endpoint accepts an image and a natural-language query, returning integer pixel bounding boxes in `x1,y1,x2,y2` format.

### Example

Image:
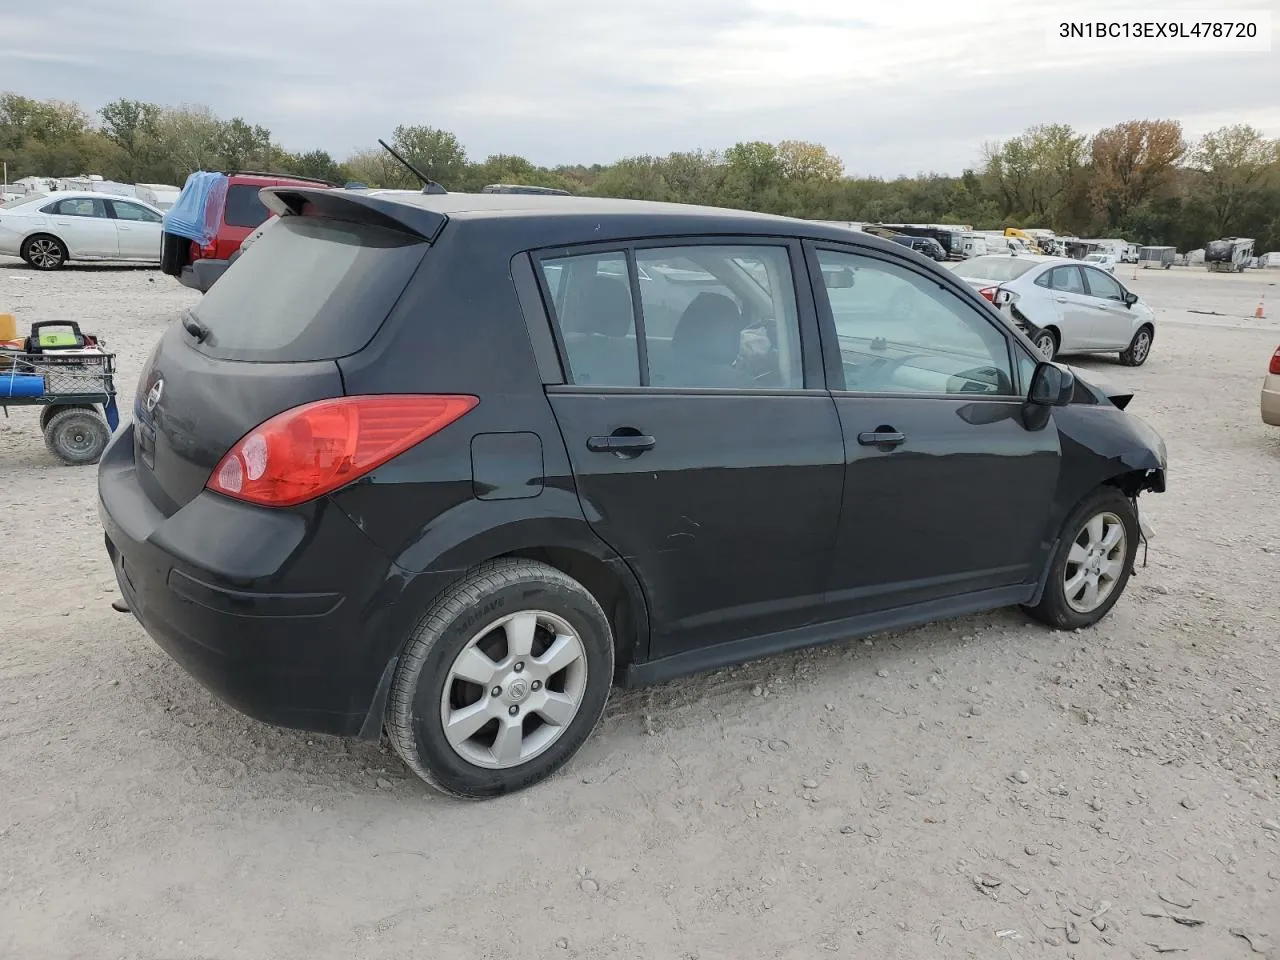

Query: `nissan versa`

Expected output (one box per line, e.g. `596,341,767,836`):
98,188,1168,798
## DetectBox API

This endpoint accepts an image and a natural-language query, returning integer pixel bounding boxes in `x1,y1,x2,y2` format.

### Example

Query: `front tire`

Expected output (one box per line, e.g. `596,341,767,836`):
1119,325,1153,366
387,558,615,799
22,234,67,270
1023,488,1139,630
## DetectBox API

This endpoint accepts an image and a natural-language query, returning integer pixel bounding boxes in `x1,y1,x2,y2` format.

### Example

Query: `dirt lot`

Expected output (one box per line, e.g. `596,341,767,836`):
2,257,1278,960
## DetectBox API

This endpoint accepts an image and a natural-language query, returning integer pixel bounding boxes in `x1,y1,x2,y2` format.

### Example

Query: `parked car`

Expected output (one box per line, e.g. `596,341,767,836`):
160,171,335,292
950,254,1156,365
890,234,948,261
1083,252,1117,273
0,191,164,269
1262,344,1280,427
99,190,1167,799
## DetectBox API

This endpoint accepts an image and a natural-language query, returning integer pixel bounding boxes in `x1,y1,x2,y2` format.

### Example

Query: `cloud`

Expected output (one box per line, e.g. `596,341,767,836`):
1,0,1275,176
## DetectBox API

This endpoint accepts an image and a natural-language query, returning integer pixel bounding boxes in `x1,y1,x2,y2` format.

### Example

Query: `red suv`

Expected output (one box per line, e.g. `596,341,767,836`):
161,171,333,292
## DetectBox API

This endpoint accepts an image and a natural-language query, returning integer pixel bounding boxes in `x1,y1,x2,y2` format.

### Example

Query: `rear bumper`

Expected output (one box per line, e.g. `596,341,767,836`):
98,423,405,737
1262,379,1280,426
177,257,230,293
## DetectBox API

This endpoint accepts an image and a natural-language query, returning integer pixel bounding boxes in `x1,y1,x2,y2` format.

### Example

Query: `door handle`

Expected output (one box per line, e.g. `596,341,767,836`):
1054,296,1068,303
587,433,656,454
857,429,906,447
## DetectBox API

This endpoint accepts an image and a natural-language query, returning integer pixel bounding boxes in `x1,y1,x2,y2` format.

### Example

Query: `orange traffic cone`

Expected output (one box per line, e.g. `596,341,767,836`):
1257,296,1266,319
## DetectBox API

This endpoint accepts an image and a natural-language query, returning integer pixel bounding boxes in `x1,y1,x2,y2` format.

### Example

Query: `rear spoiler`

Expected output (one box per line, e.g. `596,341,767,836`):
259,187,447,243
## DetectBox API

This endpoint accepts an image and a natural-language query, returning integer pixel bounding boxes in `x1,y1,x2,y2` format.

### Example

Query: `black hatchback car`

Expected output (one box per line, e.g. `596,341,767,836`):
98,188,1167,798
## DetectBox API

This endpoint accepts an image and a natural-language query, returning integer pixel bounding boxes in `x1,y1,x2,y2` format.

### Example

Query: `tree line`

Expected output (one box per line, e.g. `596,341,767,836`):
3,92,1278,252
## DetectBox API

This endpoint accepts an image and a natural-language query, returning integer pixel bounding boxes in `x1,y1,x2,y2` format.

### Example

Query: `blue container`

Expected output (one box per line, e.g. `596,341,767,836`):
1,374,45,399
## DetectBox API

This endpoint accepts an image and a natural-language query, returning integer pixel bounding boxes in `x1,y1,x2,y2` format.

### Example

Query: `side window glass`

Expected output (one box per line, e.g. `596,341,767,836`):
1050,266,1084,294
539,252,640,387
1083,267,1124,301
53,197,102,218
113,201,162,223
816,249,1014,396
1013,344,1038,393
1034,270,1051,289
636,245,801,389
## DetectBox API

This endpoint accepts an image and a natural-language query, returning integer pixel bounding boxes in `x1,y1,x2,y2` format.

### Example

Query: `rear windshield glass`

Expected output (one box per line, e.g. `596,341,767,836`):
223,184,271,228
190,216,427,362
951,256,1039,282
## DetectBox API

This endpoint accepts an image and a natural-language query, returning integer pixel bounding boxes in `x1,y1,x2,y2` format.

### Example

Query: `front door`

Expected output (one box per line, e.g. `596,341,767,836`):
48,196,118,258
107,199,164,259
536,241,844,658
808,243,1061,616
1079,265,1138,349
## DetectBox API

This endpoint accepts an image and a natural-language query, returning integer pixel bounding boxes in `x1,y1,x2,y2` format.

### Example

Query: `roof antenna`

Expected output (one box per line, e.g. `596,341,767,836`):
377,138,448,194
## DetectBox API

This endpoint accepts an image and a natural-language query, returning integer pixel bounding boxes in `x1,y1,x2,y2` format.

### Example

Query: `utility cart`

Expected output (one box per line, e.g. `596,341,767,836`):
1,321,120,465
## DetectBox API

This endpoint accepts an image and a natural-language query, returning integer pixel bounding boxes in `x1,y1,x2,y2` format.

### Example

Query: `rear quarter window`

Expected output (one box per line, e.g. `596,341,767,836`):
190,216,428,362
223,184,271,228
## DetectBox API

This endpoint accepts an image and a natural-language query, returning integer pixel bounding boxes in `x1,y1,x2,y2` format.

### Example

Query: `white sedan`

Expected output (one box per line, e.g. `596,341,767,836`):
0,191,165,270
950,254,1156,366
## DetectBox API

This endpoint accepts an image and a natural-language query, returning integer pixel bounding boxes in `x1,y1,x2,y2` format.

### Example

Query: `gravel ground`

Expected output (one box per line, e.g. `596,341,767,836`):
2,256,1278,960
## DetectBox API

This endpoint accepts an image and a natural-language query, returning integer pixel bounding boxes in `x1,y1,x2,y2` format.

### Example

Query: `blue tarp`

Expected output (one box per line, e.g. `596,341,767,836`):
161,171,227,246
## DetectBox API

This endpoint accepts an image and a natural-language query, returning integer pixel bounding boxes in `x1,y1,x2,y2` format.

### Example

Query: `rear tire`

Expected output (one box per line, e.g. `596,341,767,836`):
1032,328,1058,361
387,558,615,799
43,407,111,465
1119,325,1153,367
1023,487,1139,630
22,234,66,270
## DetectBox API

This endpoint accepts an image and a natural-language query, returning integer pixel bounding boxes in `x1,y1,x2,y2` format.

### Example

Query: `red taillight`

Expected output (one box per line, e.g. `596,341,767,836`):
1270,346,1280,376
207,395,478,507
978,285,998,303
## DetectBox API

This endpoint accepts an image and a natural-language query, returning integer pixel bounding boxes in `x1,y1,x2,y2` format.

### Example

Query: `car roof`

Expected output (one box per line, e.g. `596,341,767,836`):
262,186,920,254
11,190,153,206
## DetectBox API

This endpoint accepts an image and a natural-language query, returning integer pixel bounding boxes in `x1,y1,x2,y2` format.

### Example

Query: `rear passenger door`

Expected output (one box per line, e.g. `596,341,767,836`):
1035,264,1094,351
106,199,163,259
533,239,845,660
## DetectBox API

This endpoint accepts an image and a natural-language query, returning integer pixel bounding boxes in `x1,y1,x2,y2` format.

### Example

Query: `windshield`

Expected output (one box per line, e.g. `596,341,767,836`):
950,256,1039,282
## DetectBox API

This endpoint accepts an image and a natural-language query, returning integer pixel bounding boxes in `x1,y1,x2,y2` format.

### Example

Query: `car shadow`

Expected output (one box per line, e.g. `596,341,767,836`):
0,260,158,273
111,600,1050,803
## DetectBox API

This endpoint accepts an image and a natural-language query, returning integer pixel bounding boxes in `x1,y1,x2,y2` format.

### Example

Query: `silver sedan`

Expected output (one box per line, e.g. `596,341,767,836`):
950,254,1157,366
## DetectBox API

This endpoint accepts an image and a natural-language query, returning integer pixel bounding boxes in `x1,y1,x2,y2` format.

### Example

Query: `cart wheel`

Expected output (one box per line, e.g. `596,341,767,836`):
39,402,92,433
44,407,111,465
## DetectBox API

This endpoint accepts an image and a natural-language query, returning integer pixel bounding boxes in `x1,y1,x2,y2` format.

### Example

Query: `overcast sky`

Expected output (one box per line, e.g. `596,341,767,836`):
2,0,1276,177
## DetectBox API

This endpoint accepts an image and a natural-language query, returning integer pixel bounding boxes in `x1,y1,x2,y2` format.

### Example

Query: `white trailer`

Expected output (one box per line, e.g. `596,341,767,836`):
134,183,181,211
1204,237,1255,273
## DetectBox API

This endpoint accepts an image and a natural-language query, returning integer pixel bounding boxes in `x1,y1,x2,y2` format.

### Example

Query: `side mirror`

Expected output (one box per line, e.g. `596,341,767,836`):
1028,361,1075,407
1123,291,1139,308
824,267,855,289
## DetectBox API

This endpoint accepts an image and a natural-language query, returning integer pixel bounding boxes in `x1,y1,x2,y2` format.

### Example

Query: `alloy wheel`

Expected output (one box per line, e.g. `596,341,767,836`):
1131,330,1151,363
28,238,63,268
439,610,589,769
1063,511,1127,613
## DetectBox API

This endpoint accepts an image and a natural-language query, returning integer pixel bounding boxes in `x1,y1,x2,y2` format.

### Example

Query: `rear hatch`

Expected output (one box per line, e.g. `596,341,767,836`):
135,200,437,516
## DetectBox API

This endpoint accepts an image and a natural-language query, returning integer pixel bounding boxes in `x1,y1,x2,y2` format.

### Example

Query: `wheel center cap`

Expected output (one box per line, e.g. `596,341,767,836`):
507,677,529,702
